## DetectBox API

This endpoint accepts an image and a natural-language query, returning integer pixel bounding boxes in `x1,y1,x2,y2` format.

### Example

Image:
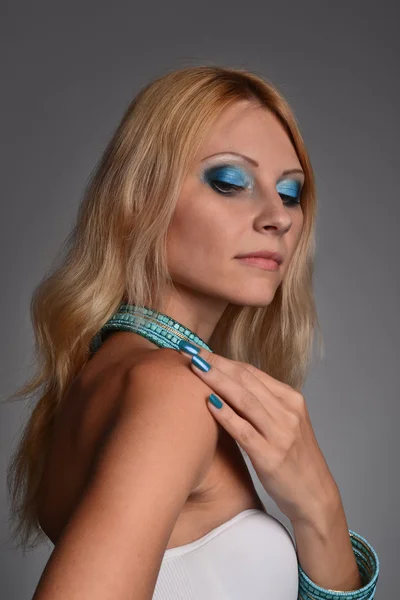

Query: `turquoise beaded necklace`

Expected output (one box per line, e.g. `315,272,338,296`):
89,303,213,356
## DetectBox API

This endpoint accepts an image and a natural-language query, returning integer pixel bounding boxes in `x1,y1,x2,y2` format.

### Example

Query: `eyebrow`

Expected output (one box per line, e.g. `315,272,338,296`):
201,151,304,177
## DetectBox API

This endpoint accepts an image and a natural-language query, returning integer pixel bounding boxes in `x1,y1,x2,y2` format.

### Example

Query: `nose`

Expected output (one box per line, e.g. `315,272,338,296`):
254,192,294,235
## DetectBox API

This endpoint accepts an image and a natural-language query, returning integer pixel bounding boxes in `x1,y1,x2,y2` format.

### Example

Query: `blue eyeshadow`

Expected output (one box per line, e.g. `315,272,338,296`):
276,179,302,198
201,165,253,189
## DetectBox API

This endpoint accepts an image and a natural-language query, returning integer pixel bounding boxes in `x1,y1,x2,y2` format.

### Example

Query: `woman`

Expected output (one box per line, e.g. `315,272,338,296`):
5,65,379,599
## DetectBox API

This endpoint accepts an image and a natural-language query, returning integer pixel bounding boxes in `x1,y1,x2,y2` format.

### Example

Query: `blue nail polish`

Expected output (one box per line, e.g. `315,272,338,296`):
208,393,223,408
191,354,211,372
178,339,201,356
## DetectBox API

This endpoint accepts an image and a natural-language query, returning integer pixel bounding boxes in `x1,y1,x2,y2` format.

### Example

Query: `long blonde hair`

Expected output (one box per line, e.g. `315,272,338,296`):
4,65,323,554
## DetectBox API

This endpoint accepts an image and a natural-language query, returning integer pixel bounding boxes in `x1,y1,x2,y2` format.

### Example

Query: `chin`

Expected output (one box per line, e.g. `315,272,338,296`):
225,290,277,308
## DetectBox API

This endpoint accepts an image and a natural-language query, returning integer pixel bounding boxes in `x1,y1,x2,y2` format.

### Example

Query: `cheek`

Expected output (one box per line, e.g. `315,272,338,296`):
285,211,304,260
293,210,304,245
168,194,232,252
166,201,237,276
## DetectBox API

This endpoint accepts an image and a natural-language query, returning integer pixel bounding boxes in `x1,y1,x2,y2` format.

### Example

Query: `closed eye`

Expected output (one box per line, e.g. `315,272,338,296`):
202,164,253,197
209,179,246,196
276,179,302,206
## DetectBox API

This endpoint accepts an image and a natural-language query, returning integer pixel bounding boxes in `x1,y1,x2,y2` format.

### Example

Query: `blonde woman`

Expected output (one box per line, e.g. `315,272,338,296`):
5,65,379,599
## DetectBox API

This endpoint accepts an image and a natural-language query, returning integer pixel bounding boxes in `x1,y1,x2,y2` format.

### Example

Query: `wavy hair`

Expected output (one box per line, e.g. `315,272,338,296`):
3,64,324,554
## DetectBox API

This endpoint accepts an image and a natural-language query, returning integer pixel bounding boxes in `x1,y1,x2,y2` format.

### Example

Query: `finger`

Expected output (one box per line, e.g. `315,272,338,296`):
186,345,284,420
206,392,266,455
190,354,273,438
178,340,272,401
177,340,295,406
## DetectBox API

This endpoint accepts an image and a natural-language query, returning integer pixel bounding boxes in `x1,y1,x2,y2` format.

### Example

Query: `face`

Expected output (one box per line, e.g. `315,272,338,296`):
166,100,305,310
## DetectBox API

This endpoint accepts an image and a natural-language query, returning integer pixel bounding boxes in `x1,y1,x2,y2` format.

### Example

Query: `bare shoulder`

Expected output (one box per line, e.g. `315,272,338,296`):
33,347,221,598
115,346,221,489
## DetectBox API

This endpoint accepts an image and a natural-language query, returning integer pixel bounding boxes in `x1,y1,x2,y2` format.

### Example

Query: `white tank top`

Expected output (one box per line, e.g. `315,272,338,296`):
152,508,299,599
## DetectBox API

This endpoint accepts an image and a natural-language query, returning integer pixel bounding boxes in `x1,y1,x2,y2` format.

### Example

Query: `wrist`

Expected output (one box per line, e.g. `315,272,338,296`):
292,483,343,534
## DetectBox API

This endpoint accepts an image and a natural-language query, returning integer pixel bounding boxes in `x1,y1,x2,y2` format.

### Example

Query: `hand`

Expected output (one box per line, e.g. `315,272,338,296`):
178,344,340,527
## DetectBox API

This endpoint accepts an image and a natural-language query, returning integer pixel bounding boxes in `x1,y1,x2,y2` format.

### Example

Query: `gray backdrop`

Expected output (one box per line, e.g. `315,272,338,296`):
1,1,398,597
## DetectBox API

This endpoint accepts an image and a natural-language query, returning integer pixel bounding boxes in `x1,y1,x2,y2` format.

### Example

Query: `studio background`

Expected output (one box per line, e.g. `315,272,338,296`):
1,1,398,597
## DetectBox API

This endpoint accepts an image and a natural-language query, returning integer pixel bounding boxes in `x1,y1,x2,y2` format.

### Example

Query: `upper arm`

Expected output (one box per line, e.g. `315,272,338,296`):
33,348,219,600
85,347,220,523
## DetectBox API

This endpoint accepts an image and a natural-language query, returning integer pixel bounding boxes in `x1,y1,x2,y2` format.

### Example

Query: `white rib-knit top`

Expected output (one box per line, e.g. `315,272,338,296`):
152,508,299,599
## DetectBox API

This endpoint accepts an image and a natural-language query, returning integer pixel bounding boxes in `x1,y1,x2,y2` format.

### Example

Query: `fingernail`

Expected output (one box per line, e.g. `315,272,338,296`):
178,339,201,356
191,354,211,372
208,393,223,409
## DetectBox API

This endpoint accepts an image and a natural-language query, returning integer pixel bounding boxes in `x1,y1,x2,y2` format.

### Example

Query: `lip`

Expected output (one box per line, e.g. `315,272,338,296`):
236,256,280,271
235,250,283,265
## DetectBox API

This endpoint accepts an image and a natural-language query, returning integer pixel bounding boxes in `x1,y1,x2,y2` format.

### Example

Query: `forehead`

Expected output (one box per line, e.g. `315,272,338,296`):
196,100,302,173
